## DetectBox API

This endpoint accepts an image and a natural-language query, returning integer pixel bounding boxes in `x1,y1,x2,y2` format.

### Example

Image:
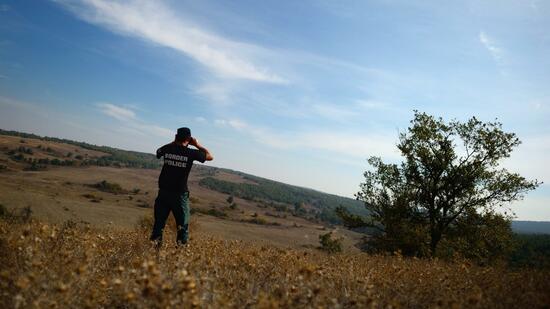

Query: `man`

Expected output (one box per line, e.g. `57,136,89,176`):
150,127,213,247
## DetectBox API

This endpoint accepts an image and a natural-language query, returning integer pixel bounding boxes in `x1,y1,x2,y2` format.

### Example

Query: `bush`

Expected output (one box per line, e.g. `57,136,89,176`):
192,207,227,218
0,205,32,223
82,193,102,201
91,180,127,194
136,200,150,208
319,232,343,253
240,218,281,226
24,163,47,171
136,214,154,230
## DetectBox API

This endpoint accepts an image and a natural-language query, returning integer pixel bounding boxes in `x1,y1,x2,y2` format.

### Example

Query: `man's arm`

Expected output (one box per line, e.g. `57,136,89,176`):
190,138,214,161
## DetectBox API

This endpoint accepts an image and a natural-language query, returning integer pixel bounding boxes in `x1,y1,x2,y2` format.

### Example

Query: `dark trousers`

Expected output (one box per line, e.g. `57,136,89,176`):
150,189,190,246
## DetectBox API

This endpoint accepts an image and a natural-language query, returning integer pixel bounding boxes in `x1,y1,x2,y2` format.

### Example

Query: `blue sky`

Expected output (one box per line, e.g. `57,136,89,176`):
1,0,549,220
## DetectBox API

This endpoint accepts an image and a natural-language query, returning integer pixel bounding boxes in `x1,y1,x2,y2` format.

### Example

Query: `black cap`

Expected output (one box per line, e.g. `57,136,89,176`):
176,127,191,139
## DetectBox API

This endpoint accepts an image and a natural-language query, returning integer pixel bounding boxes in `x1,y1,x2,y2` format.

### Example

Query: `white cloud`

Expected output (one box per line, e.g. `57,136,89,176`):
195,83,232,104
97,102,136,121
194,116,206,123
310,103,357,120
54,0,286,83
215,118,400,160
479,31,504,65
96,102,172,138
214,119,247,130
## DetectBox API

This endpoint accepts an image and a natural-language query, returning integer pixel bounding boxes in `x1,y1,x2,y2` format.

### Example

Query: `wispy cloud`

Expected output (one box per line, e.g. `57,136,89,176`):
96,102,172,138
479,31,504,65
54,0,286,83
97,102,136,121
214,118,401,160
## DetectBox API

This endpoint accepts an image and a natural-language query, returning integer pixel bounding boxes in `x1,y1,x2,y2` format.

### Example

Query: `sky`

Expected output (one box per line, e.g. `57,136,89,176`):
0,0,549,220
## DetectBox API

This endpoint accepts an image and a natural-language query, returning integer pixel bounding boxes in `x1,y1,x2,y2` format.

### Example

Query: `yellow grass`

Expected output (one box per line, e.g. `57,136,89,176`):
1,218,549,308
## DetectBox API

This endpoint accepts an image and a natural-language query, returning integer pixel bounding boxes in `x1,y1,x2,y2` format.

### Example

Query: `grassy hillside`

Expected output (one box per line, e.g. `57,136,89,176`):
0,129,160,169
199,175,367,224
0,129,365,225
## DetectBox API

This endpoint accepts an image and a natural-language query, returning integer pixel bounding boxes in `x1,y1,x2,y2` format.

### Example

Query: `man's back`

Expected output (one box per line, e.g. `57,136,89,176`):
156,142,206,193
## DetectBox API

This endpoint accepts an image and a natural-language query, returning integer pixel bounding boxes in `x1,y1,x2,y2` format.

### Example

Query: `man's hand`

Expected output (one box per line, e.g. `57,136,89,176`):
189,137,213,161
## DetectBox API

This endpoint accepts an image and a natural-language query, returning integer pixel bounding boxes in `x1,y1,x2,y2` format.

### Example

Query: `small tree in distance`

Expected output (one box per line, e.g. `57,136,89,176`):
337,111,540,258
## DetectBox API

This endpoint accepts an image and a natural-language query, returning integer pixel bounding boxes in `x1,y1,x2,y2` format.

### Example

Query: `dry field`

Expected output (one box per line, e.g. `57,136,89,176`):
1,218,549,308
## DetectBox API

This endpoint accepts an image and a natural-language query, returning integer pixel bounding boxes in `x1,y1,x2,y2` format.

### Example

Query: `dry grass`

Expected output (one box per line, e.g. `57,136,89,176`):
1,218,549,309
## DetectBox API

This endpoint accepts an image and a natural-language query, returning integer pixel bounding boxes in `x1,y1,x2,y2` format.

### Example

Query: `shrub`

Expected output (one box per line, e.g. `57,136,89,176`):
24,163,47,171
192,207,227,218
136,200,150,208
319,232,343,253
241,218,280,226
136,215,154,230
91,180,127,194
206,208,227,218
0,205,33,223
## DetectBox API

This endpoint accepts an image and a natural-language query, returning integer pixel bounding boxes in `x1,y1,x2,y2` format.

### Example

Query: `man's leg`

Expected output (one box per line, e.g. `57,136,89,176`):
171,192,190,245
150,191,171,248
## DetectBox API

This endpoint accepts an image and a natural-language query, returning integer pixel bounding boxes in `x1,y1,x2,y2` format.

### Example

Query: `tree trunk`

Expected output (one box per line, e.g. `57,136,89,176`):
430,231,441,256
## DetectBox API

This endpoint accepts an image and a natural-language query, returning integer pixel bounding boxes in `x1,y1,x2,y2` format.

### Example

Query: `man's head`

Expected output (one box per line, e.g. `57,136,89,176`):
175,127,191,144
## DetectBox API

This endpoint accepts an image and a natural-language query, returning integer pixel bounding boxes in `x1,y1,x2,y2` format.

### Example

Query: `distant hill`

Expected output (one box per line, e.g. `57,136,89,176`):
0,129,366,224
512,221,550,235
199,172,368,223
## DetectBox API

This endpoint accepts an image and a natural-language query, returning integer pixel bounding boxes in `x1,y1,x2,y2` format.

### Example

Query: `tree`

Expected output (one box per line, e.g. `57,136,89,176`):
338,111,540,257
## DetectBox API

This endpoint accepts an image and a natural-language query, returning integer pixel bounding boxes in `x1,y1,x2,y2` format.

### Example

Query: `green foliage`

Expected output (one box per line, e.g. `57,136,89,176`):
340,111,540,260
438,210,516,264
318,232,343,253
508,234,550,269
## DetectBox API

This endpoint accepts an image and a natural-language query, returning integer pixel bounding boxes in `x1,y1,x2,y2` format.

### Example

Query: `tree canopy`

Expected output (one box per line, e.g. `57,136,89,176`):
338,111,540,258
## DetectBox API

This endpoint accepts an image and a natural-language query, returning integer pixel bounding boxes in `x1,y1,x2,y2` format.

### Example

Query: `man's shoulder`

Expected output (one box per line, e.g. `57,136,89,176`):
160,142,176,150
